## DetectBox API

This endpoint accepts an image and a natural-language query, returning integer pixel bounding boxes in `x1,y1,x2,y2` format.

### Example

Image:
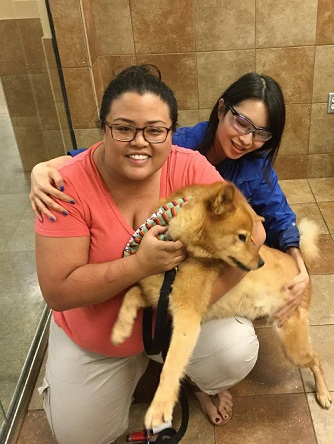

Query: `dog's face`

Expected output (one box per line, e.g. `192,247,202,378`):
168,182,264,271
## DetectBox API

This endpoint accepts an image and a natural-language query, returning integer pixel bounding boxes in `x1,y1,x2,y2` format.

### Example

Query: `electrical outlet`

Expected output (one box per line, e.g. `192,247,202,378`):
328,92,334,114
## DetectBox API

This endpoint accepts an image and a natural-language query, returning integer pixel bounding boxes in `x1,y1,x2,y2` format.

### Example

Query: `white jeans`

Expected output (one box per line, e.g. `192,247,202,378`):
40,316,259,444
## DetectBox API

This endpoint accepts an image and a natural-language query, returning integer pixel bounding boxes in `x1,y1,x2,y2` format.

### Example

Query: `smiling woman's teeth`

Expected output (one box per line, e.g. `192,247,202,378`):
128,154,149,160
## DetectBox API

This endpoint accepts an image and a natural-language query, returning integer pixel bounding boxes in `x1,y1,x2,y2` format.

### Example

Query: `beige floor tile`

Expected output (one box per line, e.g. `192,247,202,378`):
4,215,35,252
28,354,47,411
318,201,334,233
234,328,304,396
215,394,317,444
16,410,57,444
312,234,334,274
279,179,315,203
308,177,334,202
301,325,334,392
309,274,334,325
307,393,334,444
290,202,329,234
314,234,334,273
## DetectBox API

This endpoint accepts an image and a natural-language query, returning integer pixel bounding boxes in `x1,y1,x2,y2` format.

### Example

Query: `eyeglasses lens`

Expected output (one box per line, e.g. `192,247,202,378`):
111,125,168,143
232,115,271,142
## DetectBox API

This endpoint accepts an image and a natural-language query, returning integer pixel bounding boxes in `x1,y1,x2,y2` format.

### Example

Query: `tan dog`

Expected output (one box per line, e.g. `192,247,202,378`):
111,181,332,429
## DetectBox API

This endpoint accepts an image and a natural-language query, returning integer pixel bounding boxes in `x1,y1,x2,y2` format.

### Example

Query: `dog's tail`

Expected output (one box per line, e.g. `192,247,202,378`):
299,218,320,270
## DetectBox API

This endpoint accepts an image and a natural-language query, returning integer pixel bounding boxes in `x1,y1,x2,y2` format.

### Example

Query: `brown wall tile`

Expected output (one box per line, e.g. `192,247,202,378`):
316,0,334,44
17,18,46,71
136,54,198,110
312,45,334,103
55,102,76,152
47,67,64,104
74,128,102,148
131,0,195,54
43,39,63,103
256,47,315,104
0,20,27,75
309,103,334,154
61,127,74,152
197,50,255,109
274,155,308,179
49,0,89,67
91,0,134,56
178,110,200,128
198,109,211,121
194,0,255,51
42,38,57,70
13,125,48,171
1,74,38,124
256,0,317,47
280,104,311,155
34,0,334,181
55,101,70,129
307,154,334,178
92,55,136,105
63,67,98,129
81,0,99,64
43,129,67,158
30,72,59,129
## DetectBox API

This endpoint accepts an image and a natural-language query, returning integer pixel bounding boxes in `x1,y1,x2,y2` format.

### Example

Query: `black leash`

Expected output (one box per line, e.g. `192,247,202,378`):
141,268,189,443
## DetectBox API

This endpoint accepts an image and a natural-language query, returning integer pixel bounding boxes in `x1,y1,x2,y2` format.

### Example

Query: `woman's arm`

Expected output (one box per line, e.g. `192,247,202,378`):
251,170,309,301
36,225,186,311
30,156,73,221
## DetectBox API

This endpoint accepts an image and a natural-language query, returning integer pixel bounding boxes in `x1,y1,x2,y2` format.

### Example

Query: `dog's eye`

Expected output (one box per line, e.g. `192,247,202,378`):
238,234,247,242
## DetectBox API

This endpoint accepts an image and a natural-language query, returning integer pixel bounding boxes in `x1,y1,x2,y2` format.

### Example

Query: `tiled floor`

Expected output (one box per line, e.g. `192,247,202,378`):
15,177,334,443
1,82,334,444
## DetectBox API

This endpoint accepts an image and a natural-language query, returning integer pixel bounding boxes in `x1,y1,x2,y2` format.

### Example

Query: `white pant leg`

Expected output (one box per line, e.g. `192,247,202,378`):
186,317,259,395
40,318,149,444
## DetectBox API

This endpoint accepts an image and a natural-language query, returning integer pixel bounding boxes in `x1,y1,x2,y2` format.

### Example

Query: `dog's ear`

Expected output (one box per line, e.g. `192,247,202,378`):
208,182,235,216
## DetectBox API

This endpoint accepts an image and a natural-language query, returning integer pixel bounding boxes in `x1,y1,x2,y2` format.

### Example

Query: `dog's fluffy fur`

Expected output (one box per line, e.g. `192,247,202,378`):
111,181,332,429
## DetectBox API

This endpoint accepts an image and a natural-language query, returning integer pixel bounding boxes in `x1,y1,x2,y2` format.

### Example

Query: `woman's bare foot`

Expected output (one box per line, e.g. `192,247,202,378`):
194,389,233,425
186,378,233,426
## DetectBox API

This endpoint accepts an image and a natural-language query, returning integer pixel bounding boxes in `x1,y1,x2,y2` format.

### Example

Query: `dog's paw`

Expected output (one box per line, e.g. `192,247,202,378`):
144,398,174,430
317,391,332,409
110,325,129,346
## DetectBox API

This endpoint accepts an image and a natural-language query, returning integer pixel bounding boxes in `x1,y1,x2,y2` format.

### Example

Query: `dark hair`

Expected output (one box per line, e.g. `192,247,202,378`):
99,64,178,131
197,72,286,177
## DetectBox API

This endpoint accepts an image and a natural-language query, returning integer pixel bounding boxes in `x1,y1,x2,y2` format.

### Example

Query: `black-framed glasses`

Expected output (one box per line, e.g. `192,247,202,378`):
103,121,172,143
228,105,272,142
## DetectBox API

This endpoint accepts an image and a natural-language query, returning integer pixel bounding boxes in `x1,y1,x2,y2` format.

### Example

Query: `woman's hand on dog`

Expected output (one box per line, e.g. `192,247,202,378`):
135,225,187,276
274,248,310,326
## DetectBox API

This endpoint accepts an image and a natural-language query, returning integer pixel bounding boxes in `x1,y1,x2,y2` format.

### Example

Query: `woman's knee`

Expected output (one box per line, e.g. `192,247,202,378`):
187,317,259,391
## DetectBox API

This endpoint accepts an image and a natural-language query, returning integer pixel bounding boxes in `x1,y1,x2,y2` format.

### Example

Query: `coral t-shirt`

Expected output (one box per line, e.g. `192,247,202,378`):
35,142,223,357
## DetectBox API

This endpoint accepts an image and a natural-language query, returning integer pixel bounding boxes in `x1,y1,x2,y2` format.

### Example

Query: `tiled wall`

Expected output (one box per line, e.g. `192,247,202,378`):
48,0,334,179
0,0,71,171
2,1,334,177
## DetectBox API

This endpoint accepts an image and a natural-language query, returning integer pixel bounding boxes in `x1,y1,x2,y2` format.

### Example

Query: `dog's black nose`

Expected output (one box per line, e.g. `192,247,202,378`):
257,257,265,268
